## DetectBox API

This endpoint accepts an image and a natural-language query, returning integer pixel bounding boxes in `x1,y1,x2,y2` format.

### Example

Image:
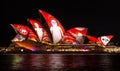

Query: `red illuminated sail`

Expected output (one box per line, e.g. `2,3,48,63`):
27,18,51,42
11,24,29,37
28,28,38,42
62,32,76,44
67,27,88,36
39,10,65,44
42,29,51,42
86,35,97,43
67,27,88,44
96,35,114,47
11,24,38,42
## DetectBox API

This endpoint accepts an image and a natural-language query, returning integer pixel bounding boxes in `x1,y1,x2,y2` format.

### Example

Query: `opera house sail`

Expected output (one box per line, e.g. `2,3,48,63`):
67,27,88,44
27,18,51,43
39,10,65,44
11,24,39,51
87,35,114,47
96,35,114,47
9,9,114,52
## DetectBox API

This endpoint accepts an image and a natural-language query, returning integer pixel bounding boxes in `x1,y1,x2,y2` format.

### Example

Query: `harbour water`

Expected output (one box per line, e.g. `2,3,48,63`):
0,53,120,71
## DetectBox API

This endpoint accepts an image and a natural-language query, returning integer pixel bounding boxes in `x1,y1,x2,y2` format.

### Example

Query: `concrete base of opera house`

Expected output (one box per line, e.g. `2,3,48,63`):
0,45,120,54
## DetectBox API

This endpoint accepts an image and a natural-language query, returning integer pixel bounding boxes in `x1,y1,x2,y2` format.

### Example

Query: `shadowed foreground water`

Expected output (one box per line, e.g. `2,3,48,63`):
0,53,120,71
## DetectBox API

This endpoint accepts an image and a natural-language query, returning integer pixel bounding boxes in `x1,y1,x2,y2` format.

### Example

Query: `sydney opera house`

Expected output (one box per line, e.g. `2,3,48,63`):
3,9,116,53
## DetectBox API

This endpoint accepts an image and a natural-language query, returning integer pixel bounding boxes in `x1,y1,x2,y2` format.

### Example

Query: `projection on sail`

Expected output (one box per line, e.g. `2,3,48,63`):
11,24,38,42
27,18,51,42
67,27,88,44
11,24,39,51
86,35,97,43
96,35,114,47
62,32,77,44
11,34,26,42
39,10,65,44
11,24,29,37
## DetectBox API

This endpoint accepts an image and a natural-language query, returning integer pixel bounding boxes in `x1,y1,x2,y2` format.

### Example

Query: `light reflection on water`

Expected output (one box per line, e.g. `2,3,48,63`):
0,53,120,71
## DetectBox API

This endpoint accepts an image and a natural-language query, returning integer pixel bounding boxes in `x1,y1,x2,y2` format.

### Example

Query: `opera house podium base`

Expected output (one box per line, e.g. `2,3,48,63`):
1,44,120,54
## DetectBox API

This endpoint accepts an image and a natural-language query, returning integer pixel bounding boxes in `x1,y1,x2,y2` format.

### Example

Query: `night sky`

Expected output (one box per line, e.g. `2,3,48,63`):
0,0,120,46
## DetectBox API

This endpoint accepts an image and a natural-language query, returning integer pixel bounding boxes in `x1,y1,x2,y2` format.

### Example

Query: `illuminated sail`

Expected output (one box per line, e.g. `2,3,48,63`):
39,10,65,44
11,24,38,42
27,18,51,42
67,27,88,44
86,35,97,43
11,24,26,42
96,35,114,47
11,24,29,37
42,29,51,42
11,24,39,51
28,28,38,42
62,32,76,44
11,34,26,42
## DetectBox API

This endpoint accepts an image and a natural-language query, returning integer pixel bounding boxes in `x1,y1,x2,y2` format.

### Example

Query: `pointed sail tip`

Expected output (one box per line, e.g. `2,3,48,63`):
27,18,33,21
38,9,44,13
27,18,30,22
10,24,14,27
10,24,13,26
27,18,32,22
10,24,18,33
10,24,14,28
38,9,41,12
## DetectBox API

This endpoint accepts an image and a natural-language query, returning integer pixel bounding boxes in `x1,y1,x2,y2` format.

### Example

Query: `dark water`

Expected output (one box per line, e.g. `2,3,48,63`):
0,53,120,71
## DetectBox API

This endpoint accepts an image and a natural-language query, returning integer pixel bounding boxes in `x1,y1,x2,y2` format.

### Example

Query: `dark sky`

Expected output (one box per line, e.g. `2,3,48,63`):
0,0,120,46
